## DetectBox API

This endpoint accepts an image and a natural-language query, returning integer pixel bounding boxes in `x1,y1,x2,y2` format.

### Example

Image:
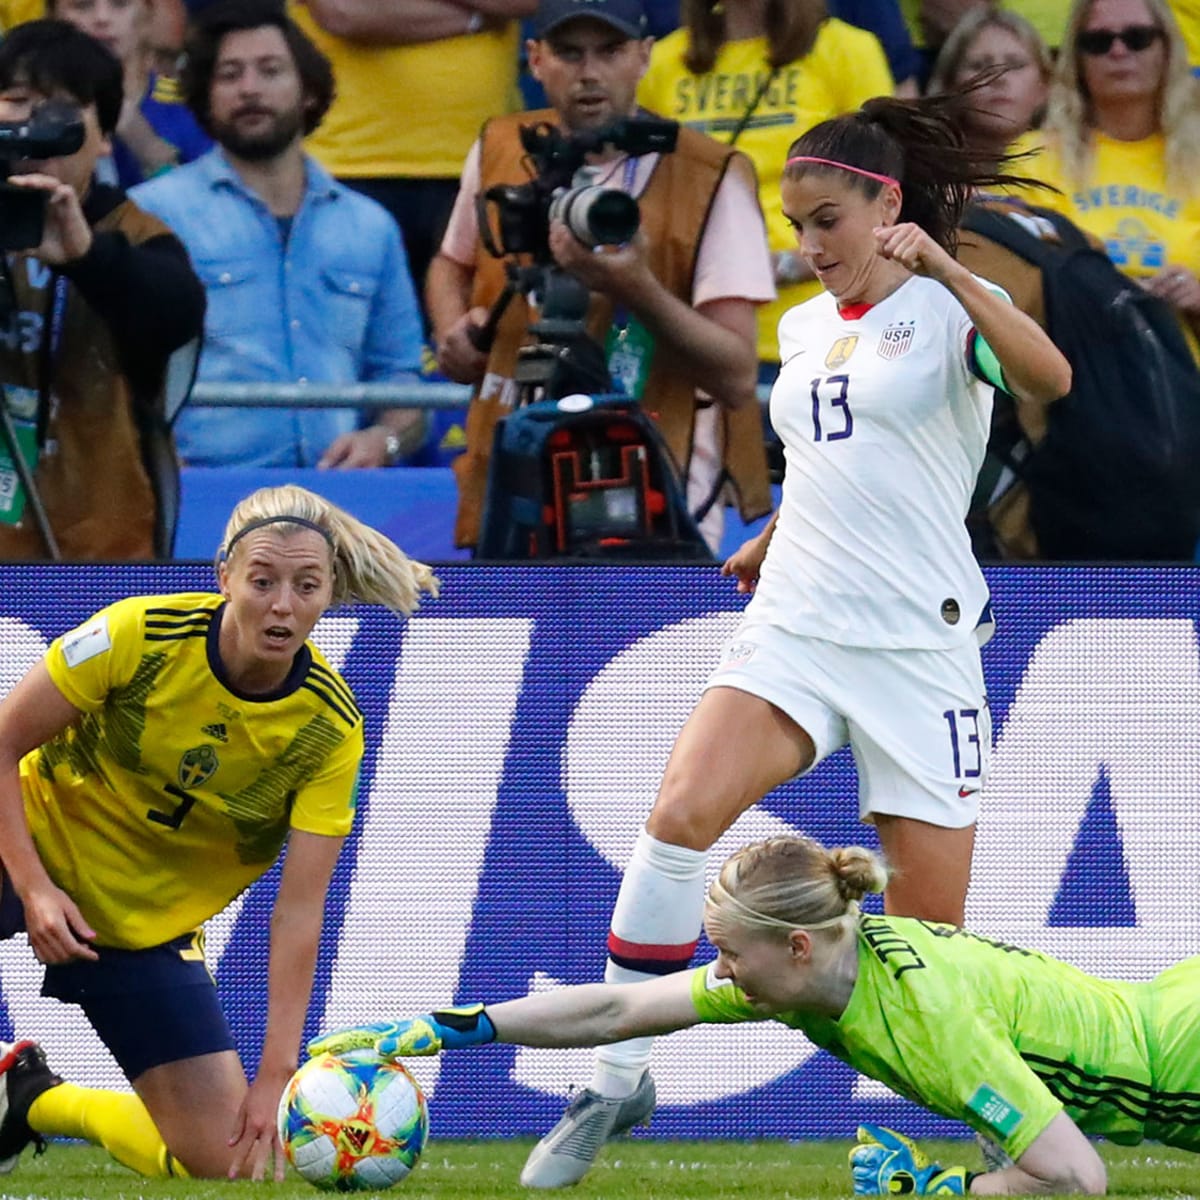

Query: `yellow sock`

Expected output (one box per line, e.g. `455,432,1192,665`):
27,1082,187,1177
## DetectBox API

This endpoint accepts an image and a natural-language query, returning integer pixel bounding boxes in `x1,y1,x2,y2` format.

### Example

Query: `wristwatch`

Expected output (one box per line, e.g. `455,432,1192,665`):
382,431,403,465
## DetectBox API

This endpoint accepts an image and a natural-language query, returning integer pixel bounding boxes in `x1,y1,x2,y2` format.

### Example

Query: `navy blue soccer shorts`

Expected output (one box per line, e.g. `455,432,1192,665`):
1,875,236,1081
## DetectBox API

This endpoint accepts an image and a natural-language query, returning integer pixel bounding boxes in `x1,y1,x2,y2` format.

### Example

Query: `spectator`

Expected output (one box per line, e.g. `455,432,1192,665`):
428,0,774,554
901,1,1070,83
830,0,922,94
0,19,205,560
637,0,895,375
48,0,211,188
1019,0,1200,346
928,7,1052,157
290,0,536,331
926,10,1058,561
146,0,190,77
132,0,428,469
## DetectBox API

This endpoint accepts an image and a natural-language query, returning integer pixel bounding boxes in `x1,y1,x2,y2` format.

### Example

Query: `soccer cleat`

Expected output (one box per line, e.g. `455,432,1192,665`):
520,1071,656,1189
0,1039,63,1174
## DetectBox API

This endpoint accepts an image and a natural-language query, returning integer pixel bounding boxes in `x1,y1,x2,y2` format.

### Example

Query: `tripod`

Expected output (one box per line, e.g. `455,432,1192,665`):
468,261,613,406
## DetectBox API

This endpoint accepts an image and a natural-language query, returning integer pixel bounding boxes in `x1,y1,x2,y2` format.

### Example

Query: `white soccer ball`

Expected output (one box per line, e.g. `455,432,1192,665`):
277,1050,429,1191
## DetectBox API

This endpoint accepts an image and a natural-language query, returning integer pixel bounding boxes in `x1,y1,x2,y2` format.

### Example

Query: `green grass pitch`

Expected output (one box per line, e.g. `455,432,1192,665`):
4,1139,1195,1200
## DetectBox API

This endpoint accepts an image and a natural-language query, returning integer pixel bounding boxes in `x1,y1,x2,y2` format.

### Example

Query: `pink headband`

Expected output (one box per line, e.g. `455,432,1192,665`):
785,156,900,189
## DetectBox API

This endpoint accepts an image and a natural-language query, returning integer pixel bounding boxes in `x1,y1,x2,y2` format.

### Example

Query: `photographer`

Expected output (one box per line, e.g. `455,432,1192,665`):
427,0,775,553
0,20,205,560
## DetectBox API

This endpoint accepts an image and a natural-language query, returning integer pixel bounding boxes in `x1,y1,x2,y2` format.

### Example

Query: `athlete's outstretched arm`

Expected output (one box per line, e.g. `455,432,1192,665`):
228,829,348,1181
488,972,702,1046
975,1113,1106,1195
310,971,704,1060
0,662,96,963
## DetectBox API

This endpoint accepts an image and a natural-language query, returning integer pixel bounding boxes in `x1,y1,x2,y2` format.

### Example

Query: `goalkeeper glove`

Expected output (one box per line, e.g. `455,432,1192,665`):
850,1124,975,1195
307,1004,497,1060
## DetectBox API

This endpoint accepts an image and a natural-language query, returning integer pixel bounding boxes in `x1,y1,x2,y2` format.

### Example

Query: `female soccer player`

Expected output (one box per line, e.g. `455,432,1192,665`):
0,484,437,1181
518,92,1073,1190
313,833,1200,1196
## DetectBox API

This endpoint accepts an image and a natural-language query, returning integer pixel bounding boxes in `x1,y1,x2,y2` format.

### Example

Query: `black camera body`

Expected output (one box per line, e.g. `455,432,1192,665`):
477,115,678,261
0,100,86,252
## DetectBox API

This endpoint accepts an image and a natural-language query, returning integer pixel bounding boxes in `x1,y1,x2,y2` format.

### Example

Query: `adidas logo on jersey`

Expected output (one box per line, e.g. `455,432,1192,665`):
201,722,228,742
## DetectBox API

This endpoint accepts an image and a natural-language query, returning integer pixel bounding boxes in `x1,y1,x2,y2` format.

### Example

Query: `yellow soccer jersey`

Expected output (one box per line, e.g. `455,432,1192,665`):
639,21,893,362
21,593,364,950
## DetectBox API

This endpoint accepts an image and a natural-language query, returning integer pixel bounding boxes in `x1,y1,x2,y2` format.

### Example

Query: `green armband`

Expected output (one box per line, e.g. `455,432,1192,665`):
972,332,1008,392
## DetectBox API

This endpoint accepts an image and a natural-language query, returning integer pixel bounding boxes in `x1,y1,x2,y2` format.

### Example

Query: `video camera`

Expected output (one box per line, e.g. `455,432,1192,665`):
477,115,678,260
0,99,86,252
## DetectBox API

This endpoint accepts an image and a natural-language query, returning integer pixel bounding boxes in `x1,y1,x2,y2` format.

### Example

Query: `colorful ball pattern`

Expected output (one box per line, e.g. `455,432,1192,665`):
277,1050,429,1191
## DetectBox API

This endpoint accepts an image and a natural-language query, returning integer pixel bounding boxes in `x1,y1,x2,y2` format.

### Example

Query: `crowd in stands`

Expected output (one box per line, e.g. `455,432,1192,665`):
0,0,1198,561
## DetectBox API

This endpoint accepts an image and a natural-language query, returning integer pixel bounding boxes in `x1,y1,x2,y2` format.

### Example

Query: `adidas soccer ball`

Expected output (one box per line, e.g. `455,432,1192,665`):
277,1050,429,1191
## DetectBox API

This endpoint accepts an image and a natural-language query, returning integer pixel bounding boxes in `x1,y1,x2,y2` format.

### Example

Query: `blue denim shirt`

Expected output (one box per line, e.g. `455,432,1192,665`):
131,149,423,467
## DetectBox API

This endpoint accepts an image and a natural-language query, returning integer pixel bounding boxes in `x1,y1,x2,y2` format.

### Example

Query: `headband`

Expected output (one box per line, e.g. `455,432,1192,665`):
785,156,900,189
705,877,860,932
224,515,334,559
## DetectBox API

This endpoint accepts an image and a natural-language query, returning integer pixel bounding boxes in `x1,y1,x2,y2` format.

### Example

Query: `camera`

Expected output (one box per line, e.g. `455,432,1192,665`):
0,99,86,252
477,115,678,260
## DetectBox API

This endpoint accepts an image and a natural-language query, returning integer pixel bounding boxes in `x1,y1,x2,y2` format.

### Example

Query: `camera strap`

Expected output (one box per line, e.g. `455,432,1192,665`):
36,272,68,449
726,67,780,147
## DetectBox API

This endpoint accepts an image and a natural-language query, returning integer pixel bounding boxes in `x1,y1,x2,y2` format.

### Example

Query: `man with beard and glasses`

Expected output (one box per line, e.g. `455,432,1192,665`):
131,0,428,469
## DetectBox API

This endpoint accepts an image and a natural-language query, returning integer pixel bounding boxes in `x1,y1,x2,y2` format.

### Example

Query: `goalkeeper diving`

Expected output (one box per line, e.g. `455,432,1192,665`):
312,834,1200,1195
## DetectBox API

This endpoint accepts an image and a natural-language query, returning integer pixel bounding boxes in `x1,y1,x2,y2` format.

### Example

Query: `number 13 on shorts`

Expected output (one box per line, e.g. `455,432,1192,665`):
943,702,990,796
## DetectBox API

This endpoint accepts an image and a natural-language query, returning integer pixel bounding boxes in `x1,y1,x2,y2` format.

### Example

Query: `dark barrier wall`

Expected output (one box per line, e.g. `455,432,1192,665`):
0,564,1196,1140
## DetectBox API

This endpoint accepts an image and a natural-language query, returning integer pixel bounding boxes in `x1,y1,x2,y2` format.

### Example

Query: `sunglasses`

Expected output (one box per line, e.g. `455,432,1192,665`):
1076,24,1163,55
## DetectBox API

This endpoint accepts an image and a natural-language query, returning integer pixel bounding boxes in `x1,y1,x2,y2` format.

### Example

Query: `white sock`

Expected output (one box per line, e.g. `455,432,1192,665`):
591,829,708,1098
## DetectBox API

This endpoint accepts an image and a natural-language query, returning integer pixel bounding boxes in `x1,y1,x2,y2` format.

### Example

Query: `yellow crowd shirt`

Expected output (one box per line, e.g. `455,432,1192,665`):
22,593,364,950
0,0,43,31
1169,0,1200,67
289,3,521,179
638,20,893,363
1018,130,1200,281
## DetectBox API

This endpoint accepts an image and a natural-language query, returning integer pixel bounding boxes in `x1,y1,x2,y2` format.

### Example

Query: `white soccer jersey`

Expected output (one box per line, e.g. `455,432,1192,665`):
748,275,999,649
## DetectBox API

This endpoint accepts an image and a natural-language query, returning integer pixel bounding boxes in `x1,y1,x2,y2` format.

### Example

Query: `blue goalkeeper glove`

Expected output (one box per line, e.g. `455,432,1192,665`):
850,1124,974,1195
307,1004,497,1060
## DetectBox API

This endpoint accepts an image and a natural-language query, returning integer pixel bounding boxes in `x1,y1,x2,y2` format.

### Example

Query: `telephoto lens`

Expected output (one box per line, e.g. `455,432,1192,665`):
549,185,640,248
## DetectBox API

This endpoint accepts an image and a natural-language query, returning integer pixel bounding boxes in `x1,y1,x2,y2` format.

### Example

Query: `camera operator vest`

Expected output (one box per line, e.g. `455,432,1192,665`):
0,198,175,560
453,108,772,550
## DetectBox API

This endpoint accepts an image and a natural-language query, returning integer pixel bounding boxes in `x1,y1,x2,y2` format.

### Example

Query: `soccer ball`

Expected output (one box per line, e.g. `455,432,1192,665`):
277,1050,429,1191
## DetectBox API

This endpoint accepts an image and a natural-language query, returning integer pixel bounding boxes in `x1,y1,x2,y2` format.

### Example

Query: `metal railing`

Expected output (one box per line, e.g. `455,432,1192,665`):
187,381,774,408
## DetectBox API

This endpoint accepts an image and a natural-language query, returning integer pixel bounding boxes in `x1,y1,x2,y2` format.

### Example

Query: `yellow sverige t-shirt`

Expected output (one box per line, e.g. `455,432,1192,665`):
23,593,363,949
289,3,521,179
1016,130,1200,282
638,20,893,363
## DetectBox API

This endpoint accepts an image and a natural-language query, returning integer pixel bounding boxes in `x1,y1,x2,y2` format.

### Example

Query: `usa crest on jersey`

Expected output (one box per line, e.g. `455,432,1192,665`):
878,321,915,360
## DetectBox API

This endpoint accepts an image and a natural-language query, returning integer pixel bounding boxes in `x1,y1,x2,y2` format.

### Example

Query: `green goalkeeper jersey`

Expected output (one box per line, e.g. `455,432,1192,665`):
690,914,1200,1159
